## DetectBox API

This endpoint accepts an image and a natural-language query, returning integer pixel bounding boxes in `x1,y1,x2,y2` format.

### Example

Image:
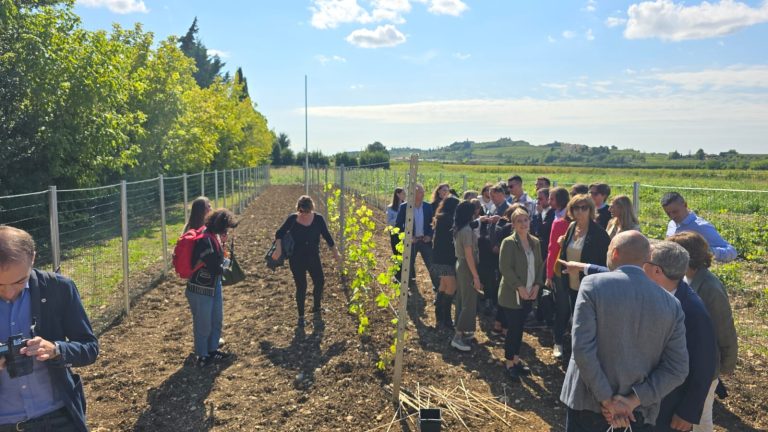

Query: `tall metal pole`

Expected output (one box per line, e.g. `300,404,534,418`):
48,186,60,272
120,181,130,314
159,175,168,273
393,154,419,403
305,74,309,195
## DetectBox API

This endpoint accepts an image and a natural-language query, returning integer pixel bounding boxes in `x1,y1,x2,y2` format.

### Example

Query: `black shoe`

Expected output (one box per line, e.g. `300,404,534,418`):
297,316,305,327
513,362,531,376
505,366,521,382
311,306,322,314
208,350,232,363
196,356,212,368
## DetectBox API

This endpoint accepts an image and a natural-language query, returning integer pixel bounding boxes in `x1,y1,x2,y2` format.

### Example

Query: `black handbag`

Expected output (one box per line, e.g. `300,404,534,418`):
265,240,285,270
222,239,246,286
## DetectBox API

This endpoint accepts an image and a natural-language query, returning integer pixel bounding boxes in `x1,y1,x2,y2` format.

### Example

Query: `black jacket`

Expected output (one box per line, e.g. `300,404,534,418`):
558,220,610,290
27,270,99,432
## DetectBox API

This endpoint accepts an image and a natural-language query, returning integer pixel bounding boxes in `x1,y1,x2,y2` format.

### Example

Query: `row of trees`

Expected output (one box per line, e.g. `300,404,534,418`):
0,1,273,195
270,138,390,168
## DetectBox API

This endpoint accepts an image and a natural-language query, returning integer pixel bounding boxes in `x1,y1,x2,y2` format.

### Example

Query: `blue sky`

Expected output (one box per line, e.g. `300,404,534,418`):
74,0,768,155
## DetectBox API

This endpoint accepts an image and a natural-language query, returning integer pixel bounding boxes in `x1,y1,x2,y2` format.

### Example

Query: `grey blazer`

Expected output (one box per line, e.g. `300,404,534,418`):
560,265,689,425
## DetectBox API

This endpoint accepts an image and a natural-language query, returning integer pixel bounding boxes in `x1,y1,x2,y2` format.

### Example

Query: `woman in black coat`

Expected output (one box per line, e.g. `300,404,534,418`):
558,194,611,313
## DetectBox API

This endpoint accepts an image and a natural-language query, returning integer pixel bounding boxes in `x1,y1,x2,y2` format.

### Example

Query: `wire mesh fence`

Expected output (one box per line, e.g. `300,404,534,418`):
277,165,768,260
0,166,270,335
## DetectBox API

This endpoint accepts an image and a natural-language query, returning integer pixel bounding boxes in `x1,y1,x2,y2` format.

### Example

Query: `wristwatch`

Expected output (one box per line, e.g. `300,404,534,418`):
54,342,61,358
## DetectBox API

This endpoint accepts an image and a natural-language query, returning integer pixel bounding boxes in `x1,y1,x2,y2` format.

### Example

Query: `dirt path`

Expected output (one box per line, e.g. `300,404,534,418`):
80,185,764,431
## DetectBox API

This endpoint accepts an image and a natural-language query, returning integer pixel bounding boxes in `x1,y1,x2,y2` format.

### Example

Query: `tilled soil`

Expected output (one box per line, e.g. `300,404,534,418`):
81,185,765,431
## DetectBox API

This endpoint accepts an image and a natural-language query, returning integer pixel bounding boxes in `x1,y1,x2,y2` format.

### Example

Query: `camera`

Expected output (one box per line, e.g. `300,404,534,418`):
0,334,34,378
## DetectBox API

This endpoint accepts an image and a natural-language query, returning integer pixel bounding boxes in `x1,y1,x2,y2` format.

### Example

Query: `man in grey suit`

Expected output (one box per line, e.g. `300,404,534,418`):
560,231,689,431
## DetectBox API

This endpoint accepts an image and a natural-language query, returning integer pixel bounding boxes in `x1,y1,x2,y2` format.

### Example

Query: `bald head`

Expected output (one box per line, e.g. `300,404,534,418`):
607,230,650,270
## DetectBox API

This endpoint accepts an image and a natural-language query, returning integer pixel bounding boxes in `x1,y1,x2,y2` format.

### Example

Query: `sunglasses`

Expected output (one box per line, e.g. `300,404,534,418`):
572,204,590,212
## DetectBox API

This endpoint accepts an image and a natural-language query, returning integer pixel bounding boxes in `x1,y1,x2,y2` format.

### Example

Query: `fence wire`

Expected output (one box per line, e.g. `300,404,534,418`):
0,166,269,335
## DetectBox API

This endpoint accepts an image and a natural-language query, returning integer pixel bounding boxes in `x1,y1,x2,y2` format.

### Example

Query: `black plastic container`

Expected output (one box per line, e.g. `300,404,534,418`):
419,408,441,432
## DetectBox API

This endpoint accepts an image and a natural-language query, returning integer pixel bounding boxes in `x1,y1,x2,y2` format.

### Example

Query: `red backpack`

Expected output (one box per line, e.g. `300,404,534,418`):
172,227,207,278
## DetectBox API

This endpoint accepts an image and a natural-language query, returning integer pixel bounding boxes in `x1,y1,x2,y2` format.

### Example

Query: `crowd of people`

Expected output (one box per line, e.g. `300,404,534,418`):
0,175,742,431
386,176,739,432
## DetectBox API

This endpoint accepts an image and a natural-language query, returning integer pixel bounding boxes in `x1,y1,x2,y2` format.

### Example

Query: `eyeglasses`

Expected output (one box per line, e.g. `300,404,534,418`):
572,205,590,212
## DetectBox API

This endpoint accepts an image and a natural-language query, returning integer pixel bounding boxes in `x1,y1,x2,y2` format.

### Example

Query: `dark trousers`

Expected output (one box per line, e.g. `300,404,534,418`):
397,240,439,289
566,407,651,432
501,300,534,360
289,253,324,317
554,277,579,345
0,407,78,432
389,233,400,256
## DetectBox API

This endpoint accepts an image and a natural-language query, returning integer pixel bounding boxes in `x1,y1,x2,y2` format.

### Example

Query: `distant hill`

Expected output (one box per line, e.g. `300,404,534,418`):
389,138,768,170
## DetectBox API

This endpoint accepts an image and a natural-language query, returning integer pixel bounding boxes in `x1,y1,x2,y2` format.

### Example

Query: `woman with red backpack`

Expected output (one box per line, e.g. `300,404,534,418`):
186,208,238,367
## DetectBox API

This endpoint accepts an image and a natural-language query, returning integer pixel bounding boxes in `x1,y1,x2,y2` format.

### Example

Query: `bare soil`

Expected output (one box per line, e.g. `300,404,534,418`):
81,185,766,431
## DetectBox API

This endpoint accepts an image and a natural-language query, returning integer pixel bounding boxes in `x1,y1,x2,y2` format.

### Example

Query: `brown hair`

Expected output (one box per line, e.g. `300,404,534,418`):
668,231,713,270
510,208,530,225
184,196,211,232
0,226,36,268
566,194,596,221
204,209,238,235
296,195,315,213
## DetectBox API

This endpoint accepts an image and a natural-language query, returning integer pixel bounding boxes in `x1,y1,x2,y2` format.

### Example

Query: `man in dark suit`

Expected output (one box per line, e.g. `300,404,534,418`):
589,183,611,229
531,187,555,326
560,231,688,432
644,241,717,432
395,183,438,290
0,226,99,432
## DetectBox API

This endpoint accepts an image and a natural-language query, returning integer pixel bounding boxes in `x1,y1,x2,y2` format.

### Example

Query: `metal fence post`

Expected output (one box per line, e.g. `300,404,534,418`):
553,180,558,187
48,186,60,272
183,173,189,225
120,181,130,314
222,170,227,209
633,182,640,217
201,170,205,197
393,153,419,403
230,169,236,211
159,175,168,274
214,169,219,208
339,165,346,256
239,169,244,214
463,175,468,193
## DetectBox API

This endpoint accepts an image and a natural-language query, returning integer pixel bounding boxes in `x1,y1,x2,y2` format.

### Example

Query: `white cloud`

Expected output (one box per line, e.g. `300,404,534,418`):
586,28,595,40
371,0,412,23
625,68,637,74
625,0,768,41
315,54,348,64
346,24,407,48
651,65,768,90
605,16,628,27
310,0,372,29
548,35,557,43
207,49,230,59
541,83,569,90
562,30,577,39
427,0,469,16
350,84,365,90
453,52,471,60
402,49,439,64
305,95,767,130
77,0,147,14
583,0,597,12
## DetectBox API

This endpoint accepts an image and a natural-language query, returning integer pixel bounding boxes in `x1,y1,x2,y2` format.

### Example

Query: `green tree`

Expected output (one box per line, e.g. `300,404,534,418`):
178,17,225,88
695,148,706,160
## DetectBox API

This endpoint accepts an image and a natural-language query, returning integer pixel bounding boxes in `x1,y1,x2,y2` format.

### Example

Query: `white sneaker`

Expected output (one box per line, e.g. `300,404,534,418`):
451,335,471,352
553,344,563,358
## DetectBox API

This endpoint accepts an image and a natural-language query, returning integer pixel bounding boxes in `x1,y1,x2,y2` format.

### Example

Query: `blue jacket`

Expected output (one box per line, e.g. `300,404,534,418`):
395,201,433,238
656,280,717,429
28,270,100,432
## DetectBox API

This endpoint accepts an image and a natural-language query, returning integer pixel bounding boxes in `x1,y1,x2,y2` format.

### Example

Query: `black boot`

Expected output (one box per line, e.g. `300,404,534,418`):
441,295,455,330
434,292,444,327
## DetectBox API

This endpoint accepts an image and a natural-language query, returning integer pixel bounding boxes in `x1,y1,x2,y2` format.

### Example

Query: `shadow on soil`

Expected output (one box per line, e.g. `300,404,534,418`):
258,315,347,390
132,355,235,432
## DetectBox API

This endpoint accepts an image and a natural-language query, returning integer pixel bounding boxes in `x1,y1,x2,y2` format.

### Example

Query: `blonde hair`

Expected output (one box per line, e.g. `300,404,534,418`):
609,195,639,231
510,208,530,224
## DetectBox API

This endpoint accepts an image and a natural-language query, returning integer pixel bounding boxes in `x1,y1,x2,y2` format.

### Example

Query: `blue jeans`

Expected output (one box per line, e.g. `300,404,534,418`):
186,278,223,357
